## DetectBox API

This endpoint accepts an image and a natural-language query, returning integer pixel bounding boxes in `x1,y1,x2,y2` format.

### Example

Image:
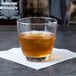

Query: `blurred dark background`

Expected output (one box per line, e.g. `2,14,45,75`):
0,0,76,26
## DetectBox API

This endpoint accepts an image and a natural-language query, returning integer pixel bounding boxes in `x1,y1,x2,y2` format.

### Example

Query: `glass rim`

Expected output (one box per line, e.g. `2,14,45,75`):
17,17,57,25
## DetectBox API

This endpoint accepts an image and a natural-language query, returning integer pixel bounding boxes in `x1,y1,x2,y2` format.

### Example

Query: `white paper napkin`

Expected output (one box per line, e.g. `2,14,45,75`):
0,48,76,70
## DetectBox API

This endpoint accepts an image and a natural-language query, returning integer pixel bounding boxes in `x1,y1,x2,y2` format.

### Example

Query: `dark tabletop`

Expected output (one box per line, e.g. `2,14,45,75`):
0,27,76,76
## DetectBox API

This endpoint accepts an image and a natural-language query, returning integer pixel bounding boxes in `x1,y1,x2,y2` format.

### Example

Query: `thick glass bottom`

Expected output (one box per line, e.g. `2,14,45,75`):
26,55,51,62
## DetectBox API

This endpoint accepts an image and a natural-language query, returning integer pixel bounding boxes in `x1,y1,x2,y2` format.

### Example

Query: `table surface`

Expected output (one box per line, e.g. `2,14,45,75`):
0,29,76,76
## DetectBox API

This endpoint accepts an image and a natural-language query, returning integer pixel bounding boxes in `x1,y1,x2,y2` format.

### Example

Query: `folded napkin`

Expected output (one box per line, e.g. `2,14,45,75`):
0,48,76,70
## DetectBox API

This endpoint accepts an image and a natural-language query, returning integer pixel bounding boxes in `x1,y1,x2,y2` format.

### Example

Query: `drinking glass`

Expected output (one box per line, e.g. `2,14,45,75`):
17,17,57,62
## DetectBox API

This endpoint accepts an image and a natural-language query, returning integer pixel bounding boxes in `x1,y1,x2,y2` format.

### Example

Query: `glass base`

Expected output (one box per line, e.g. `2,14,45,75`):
26,55,51,62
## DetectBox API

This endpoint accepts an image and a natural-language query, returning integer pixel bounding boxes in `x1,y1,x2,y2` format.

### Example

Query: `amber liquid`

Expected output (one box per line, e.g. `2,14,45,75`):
19,31,55,58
